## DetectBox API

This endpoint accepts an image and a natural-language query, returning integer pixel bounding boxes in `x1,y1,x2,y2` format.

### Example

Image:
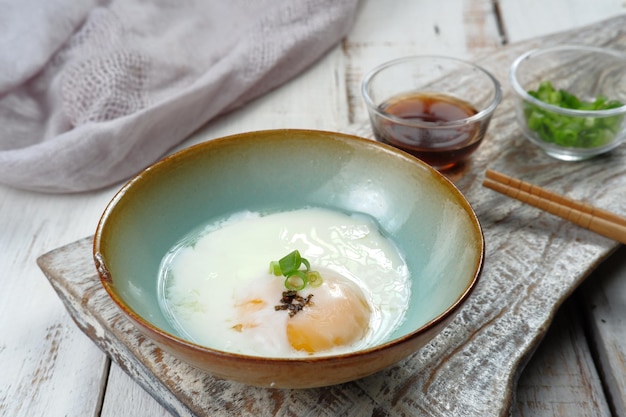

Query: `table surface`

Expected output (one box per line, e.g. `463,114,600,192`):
2,1,626,416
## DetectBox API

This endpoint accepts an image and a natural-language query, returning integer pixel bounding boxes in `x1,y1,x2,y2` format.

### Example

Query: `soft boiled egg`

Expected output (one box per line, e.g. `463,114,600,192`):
158,207,411,358
232,270,371,354
285,273,371,353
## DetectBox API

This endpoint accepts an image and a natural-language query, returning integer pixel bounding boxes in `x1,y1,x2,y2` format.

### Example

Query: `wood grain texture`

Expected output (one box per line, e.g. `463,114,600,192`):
498,0,626,44
37,238,198,417
0,188,115,417
513,298,611,417
579,246,626,417
101,363,172,417
482,174,626,245
36,15,626,417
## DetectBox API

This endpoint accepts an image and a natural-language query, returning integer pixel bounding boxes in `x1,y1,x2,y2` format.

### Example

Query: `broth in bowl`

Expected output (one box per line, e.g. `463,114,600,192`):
158,207,411,358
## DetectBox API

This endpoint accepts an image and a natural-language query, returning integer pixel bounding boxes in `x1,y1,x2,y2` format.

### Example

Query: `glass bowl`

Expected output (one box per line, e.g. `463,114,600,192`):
510,45,626,161
361,55,502,170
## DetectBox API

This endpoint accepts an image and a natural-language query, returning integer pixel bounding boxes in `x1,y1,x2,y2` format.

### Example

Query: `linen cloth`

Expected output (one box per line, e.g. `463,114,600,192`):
0,0,359,192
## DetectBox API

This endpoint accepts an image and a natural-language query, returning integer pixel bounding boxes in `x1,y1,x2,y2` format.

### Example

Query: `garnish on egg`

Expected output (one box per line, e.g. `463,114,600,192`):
268,250,372,353
274,290,314,317
269,250,323,292
269,250,321,316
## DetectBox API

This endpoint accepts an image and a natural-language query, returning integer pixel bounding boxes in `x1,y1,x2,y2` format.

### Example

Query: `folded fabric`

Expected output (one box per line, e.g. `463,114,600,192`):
0,0,359,193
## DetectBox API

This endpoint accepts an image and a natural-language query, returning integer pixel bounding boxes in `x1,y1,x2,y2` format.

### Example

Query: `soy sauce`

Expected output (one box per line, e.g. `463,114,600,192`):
371,92,484,169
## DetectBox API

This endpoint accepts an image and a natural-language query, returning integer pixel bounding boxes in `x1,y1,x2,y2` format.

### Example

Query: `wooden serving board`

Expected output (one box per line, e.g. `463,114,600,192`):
38,15,626,417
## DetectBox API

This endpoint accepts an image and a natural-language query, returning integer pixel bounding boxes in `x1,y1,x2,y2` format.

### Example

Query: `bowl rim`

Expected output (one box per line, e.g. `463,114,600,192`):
509,44,626,117
360,55,503,128
93,128,485,364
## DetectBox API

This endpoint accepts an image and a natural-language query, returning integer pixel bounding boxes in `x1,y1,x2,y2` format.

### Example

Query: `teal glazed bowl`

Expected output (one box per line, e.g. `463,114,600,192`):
94,129,484,388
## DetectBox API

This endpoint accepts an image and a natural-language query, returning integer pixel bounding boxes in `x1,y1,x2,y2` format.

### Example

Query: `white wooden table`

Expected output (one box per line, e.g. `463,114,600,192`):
2,1,626,416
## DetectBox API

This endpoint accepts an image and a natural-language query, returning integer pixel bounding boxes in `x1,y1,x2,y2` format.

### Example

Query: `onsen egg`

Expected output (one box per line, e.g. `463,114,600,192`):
220,271,372,355
285,275,371,353
158,207,411,358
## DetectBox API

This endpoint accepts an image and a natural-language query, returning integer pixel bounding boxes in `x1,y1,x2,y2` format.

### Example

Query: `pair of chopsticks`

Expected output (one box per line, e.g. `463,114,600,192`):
482,169,626,245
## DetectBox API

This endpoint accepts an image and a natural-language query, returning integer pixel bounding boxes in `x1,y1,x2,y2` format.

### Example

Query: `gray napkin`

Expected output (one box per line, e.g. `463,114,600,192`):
0,0,359,193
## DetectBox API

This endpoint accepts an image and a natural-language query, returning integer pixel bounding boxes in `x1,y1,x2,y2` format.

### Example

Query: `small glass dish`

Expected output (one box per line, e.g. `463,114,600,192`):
510,45,626,161
361,55,502,170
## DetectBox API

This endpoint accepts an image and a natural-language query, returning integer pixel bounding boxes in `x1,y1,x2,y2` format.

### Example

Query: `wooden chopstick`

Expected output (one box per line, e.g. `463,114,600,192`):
482,169,626,244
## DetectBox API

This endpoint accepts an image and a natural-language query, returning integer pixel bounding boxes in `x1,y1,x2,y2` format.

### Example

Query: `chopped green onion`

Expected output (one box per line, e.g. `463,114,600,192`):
524,81,625,148
307,270,323,288
269,260,282,276
300,257,311,272
285,271,307,291
269,250,323,291
278,250,302,276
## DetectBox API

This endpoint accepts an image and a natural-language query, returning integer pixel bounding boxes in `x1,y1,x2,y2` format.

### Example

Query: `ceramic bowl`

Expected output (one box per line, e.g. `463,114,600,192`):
510,45,626,161
93,129,484,389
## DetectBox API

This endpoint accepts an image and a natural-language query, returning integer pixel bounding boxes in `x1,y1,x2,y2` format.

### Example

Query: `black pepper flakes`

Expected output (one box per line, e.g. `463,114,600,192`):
274,290,314,317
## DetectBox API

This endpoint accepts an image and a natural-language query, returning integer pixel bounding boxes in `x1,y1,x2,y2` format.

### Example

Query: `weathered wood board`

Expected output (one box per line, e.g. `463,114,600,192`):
513,296,611,417
579,245,626,417
38,15,626,417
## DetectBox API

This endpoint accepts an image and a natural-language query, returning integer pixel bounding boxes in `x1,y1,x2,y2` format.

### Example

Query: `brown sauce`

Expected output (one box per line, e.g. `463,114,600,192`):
371,92,483,169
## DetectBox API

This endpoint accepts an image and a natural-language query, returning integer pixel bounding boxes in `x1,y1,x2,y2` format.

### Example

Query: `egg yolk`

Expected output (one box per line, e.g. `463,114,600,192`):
286,277,371,353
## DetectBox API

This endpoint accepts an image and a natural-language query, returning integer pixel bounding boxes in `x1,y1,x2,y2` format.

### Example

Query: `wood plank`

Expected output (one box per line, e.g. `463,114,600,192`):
499,0,626,43
0,188,115,417
513,298,611,417
101,363,171,417
37,237,198,417
177,47,349,149
579,246,626,417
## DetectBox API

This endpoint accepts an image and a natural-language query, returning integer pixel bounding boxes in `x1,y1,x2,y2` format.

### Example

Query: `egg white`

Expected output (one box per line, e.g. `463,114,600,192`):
158,207,411,358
